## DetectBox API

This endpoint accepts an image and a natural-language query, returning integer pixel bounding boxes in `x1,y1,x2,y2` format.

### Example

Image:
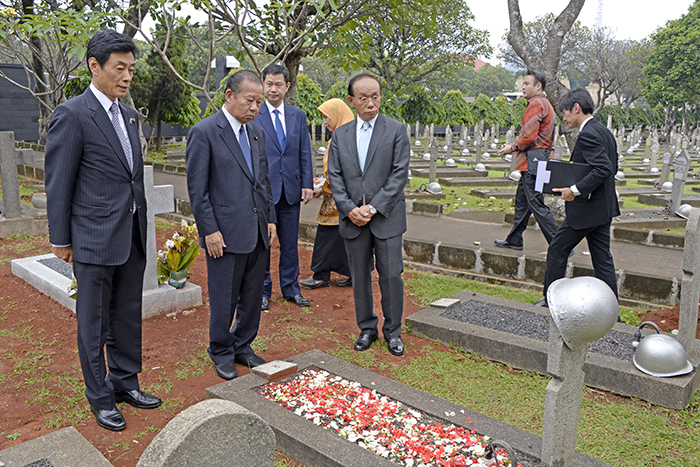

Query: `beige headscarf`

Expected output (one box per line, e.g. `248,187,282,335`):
317,99,355,194
315,98,354,225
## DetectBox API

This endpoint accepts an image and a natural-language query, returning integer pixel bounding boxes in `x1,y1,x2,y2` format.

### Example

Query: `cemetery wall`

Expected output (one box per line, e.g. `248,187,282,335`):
0,64,40,142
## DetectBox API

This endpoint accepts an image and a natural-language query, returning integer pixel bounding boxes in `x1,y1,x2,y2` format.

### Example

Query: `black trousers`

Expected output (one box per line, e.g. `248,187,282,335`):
506,172,559,246
544,218,617,298
311,225,350,281
207,237,266,365
343,229,404,339
73,214,146,410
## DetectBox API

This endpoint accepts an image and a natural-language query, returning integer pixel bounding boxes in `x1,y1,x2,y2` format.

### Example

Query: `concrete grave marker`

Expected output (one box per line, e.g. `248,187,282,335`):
0,427,111,466
11,165,202,317
0,131,47,237
659,152,673,186
445,125,452,156
669,148,691,212
136,399,275,467
429,137,438,183
679,208,700,354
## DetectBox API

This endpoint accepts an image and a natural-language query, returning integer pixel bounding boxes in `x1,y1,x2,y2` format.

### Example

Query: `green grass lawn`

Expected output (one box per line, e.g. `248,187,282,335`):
400,269,700,467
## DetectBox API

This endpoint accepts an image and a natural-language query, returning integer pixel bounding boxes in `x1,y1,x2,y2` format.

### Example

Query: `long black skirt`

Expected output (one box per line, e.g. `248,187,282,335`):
310,225,351,281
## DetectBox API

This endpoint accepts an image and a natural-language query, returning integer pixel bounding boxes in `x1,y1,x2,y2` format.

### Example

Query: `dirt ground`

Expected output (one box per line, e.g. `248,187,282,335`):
0,223,424,466
0,221,692,466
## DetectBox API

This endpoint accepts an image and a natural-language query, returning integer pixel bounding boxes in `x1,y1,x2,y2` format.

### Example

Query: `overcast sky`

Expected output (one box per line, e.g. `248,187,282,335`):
468,0,695,65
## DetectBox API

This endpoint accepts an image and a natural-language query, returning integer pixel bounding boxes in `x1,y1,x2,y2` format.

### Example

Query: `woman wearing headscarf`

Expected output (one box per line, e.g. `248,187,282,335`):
300,98,355,289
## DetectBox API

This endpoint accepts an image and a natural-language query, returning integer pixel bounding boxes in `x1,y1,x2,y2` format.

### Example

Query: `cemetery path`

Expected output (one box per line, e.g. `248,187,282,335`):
0,220,691,466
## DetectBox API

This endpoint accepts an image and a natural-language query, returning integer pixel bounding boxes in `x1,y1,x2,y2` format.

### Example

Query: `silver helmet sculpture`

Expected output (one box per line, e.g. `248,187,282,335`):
508,170,521,181
661,181,673,192
632,322,693,377
426,181,443,195
445,158,456,167
474,163,487,172
675,204,692,219
547,276,619,349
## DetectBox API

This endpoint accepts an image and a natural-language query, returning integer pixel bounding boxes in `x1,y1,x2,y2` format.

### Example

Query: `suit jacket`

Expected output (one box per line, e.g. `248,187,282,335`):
253,103,312,205
45,88,147,266
186,110,276,254
327,114,410,240
567,117,620,230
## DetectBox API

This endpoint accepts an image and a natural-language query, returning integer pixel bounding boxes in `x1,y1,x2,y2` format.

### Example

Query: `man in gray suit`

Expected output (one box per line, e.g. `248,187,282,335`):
186,70,276,381
45,30,161,432
328,73,410,356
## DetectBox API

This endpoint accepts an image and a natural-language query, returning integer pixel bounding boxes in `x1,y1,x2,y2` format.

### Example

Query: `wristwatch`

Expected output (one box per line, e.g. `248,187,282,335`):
368,205,377,215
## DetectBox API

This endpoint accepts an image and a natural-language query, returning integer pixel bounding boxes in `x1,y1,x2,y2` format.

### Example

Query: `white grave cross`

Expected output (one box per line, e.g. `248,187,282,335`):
143,165,175,291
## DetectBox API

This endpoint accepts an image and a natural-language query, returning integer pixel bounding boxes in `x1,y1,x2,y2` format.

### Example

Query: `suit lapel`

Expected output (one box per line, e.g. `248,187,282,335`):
122,103,141,177
363,115,385,173
84,89,133,174
217,110,254,184
343,120,361,174
283,106,294,151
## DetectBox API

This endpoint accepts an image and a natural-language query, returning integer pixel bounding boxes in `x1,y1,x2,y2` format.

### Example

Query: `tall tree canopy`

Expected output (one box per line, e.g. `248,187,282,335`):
643,0,700,107
325,0,490,95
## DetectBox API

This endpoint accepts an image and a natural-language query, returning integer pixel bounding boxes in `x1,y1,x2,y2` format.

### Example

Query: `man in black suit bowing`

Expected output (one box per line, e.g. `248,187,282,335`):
327,74,410,356
45,30,161,431
541,88,620,306
186,70,276,381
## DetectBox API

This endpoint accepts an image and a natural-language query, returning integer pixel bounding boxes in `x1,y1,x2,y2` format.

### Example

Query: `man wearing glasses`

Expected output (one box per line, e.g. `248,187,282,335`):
327,73,410,356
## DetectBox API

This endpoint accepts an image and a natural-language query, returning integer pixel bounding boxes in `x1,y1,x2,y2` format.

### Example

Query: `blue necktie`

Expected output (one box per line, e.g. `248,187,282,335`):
358,121,371,171
273,109,286,149
239,125,255,181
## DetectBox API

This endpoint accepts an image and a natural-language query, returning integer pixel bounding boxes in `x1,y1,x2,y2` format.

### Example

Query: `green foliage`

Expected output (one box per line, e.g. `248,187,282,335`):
63,68,91,100
435,64,516,98
326,80,349,101
510,97,528,127
203,69,238,117
469,94,509,127
295,73,324,124
439,90,472,126
643,2,700,106
130,25,201,137
325,0,490,94
400,87,442,125
379,86,401,121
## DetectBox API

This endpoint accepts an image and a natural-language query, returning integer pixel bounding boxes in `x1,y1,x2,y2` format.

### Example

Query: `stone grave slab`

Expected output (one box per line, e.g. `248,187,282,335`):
439,177,516,188
206,349,610,467
11,253,202,318
0,427,111,467
411,168,477,178
406,291,700,409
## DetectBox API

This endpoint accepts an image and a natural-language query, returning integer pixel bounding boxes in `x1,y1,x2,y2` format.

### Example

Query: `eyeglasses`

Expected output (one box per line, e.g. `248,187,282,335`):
357,95,381,104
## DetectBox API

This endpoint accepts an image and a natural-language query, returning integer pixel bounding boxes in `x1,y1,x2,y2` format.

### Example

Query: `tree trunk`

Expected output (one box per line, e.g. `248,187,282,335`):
22,0,50,143
284,50,305,107
505,0,586,151
156,121,162,152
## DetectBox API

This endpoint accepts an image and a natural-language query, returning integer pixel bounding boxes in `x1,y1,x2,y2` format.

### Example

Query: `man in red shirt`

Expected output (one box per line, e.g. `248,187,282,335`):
495,70,559,251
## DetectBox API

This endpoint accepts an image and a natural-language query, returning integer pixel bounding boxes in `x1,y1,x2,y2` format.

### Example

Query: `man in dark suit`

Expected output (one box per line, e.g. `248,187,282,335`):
186,70,276,381
253,64,313,310
327,73,410,356
45,30,161,432
540,88,620,306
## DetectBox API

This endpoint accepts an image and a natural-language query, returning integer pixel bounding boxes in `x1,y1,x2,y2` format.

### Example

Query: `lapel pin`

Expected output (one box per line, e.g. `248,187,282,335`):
129,118,135,125
254,136,258,140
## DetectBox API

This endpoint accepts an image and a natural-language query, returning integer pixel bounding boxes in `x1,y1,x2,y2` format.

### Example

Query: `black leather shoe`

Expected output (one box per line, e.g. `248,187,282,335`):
386,337,405,356
91,406,126,431
234,354,267,368
115,389,162,409
300,277,330,289
336,278,352,287
494,239,523,250
353,332,378,351
284,294,310,307
261,297,270,311
533,299,548,307
214,362,238,380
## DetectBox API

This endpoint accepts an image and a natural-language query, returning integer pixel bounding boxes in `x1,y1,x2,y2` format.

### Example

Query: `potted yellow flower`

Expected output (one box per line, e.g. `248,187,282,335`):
158,220,200,288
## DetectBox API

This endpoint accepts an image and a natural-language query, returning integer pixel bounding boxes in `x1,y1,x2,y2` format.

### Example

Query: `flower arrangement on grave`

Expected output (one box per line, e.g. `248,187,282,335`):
67,276,77,300
157,220,200,288
258,367,521,467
